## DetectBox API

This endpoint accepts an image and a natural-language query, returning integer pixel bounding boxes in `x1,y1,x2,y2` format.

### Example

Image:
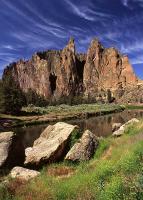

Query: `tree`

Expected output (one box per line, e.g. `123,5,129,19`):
2,71,25,115
0,80,4,113
25,89,48,107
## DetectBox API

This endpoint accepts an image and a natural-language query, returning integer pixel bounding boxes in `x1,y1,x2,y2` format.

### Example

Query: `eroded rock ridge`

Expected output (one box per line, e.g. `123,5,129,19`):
3,38,141,104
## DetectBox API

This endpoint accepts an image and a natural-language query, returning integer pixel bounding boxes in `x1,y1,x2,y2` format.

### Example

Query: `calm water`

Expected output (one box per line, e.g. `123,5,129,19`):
8,109,143,149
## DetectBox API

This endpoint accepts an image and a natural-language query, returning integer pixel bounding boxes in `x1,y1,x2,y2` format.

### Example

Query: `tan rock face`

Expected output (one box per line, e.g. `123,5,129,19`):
3,38,85,103
55,38,78,98
3,38,140,104
83,39,138,100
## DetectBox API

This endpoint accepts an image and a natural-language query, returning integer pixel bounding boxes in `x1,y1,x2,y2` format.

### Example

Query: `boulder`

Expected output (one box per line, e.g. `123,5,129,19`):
112,118,139,137
25,122,79,167
112,123,122,132
10,167,40,181
65,130,99,162
0,132,25,169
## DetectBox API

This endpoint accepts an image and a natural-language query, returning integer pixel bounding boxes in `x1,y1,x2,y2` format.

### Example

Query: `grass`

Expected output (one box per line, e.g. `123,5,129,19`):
0,104,125,128
22,104,125,115
1,119,143,199
125,104,143,110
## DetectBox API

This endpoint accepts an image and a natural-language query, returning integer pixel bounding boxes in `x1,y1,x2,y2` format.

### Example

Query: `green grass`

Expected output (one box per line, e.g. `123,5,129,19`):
94,137,111,159
23,104,125,115
125,104,143,110
2,119,143,200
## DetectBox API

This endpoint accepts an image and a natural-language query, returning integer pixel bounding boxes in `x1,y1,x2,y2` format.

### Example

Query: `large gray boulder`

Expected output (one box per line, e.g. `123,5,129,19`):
10,167,40,181
0,132,25,169
25,122,79,167
112,118,139,137
65,130,99,162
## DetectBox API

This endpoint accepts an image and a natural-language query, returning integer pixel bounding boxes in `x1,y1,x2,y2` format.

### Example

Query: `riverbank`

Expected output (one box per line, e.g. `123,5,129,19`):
126,104,143,110
0,104,125,129
1,117,143,200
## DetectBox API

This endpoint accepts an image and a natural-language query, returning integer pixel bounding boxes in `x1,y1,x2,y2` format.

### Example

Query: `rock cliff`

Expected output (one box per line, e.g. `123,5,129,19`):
2,38,141,104
83,39,138,102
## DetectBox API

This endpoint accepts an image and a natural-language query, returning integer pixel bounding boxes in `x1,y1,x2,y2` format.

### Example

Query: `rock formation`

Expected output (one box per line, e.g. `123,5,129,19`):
83,39,138,101
65,130,99,162
2,37,142,104
24,122,79,167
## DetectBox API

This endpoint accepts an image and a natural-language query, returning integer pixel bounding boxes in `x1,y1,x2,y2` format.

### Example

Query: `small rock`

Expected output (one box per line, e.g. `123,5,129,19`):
10,167,40,181
112,118,139,137
112,123,122,132
65,130,99,162
3,123,11,127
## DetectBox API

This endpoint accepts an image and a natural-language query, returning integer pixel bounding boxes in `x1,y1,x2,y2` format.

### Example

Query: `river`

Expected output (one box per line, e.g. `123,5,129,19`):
9,109,143,149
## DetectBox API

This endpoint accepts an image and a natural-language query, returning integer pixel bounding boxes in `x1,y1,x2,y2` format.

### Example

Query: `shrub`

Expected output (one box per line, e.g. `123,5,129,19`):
2,69,25,115
0,80,4,113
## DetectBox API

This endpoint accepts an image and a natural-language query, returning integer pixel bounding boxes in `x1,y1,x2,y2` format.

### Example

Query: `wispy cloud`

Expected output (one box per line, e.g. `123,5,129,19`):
63,0,112,21
1,0,67,40
0,51,20,73
35,23,67,39
1,45,17,51
121,0,143,8
132,0,143,7
131,55,143,64
11,32,56,49
121,40,143,53
121,0,129,7
1,0,36,25
63,0,95,21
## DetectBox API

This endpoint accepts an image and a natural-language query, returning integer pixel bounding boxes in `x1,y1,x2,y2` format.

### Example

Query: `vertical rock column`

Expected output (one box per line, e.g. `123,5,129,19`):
55,38,78,99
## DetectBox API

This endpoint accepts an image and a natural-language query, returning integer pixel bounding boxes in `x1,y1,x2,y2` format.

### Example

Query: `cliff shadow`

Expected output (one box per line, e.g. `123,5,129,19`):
49,73,57,95
76,58,85,83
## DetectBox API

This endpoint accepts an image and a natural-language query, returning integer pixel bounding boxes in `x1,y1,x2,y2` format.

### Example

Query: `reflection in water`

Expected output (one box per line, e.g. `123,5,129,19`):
12,110,143,148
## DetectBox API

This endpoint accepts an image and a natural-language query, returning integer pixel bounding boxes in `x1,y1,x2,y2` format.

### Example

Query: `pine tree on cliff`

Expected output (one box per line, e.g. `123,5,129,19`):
0,80,4,113
2,68,25,114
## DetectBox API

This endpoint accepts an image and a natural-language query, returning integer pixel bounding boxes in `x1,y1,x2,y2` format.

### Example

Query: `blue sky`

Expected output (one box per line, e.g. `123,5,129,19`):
0,0,143,79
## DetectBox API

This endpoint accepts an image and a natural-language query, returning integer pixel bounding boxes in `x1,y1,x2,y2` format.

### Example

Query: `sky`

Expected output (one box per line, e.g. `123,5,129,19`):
0,0,143,79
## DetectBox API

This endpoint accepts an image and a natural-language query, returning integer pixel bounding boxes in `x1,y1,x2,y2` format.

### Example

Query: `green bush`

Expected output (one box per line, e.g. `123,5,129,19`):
0,80,4,113
25,89,48,107
2,68,25,115
69,129,81,149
